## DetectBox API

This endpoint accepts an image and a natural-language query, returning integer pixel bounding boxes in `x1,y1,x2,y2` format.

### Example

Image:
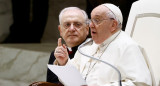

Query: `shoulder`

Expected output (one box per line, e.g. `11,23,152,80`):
83,38,93,45
115,31,139,46
110,31,141,53
80,38,93,48
75,38,93,56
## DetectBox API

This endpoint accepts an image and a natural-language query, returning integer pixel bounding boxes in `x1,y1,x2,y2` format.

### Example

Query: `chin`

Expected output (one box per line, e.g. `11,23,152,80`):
68,39,77,43
92,38,100,44
92,36,96,41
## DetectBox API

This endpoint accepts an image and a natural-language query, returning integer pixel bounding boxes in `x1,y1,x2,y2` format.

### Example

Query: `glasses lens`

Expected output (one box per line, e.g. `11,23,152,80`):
63,22,84,29
90,19,99,25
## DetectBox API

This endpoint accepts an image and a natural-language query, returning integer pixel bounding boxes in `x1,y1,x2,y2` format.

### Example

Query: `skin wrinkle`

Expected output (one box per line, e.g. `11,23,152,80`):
59,9,89,47
90,6,112,44
54,7,89,66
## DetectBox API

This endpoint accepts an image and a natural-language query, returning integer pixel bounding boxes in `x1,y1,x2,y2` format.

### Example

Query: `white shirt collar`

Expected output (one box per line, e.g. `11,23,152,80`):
67,47,72,51
97,30,121,51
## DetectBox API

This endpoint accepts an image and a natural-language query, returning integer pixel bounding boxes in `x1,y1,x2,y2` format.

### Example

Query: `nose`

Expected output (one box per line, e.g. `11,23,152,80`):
69,24,75,31
89,21,95,28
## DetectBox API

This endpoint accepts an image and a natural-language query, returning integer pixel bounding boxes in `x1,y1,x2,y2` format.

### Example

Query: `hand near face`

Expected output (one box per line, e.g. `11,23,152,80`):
54,38,68,66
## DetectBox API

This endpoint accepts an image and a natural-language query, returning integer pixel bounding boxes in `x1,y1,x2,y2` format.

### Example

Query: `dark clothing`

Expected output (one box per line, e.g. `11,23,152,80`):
47,46,78,83
4,0,49,43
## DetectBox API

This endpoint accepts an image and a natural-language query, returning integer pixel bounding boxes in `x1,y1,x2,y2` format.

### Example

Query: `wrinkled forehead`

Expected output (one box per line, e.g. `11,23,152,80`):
91,5,110,18
61,9,85,23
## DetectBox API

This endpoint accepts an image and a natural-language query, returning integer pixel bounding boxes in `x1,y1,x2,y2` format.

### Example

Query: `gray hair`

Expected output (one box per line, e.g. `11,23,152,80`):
59,7,88,25
107,10,122,29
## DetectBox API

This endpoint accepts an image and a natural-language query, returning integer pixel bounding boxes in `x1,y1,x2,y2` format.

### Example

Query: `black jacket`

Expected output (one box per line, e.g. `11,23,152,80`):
46,46,78,83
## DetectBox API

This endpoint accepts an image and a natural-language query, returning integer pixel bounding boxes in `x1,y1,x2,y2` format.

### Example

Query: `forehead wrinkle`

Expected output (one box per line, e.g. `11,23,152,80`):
91,5,110,18
61,10,85,23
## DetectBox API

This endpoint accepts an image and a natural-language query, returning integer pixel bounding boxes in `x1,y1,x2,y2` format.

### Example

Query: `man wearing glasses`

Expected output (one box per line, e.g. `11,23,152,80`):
54,3,152,86
47,7,89,83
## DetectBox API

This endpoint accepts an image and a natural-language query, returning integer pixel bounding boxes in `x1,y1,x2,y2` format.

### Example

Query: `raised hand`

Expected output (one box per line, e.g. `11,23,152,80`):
54,38,68,65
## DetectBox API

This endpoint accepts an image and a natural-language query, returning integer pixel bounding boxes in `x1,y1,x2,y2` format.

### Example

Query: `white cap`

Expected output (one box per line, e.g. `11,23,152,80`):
102,3,123,24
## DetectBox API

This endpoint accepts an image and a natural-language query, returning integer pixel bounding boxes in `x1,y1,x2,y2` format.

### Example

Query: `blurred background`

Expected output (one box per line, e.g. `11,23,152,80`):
0,0,136,86
0,0,87,43
0,0,136,44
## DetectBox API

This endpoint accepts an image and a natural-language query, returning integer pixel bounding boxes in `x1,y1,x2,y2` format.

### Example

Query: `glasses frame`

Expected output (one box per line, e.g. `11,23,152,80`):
89,18,114,26
61,22,87,29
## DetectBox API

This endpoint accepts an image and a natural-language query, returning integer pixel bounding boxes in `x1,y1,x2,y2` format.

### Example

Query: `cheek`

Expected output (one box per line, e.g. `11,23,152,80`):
79,29,88,37
60,30,68,38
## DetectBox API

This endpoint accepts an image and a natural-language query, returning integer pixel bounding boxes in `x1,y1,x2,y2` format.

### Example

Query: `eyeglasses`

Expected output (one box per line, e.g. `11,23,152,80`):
62,22,86,29
89,18,113,25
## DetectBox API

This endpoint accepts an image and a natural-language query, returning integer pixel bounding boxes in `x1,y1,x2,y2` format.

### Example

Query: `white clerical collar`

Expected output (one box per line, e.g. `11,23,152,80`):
67,47,72,51
97,30,121,51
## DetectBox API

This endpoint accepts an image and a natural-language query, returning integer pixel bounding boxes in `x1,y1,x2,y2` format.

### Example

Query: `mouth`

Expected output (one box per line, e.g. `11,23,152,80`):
91,31,96,35
68,35,77,37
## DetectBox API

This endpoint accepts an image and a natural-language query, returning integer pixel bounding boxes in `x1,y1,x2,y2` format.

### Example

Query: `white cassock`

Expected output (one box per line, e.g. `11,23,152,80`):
66,30,152,86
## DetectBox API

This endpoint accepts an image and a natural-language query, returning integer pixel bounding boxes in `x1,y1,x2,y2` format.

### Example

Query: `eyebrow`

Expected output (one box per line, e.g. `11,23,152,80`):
92,15,103,19
63,21,84,24
93,15,100,17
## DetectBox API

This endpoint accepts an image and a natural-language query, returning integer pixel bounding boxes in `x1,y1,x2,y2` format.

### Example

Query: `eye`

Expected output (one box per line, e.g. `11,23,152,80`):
74,22,82,28
93,19,100,24
64,23,70,29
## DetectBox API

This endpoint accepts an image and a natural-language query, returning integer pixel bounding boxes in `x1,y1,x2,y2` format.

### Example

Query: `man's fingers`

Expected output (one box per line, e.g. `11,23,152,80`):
59,46,68,55
63,44,67,49
54,53,64,58
58,38,62,47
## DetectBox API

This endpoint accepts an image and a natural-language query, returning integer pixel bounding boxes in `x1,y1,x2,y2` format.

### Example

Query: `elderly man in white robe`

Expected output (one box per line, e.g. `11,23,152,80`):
54,3,152,86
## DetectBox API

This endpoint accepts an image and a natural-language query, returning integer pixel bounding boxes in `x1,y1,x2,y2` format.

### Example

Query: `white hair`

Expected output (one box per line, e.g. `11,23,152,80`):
59,7,88,25
102,3,123,29
107,10,122,29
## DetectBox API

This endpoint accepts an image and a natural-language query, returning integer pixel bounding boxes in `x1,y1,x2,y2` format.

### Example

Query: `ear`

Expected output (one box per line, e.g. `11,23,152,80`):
110,20,118,32
58,25,62,36
86,25,90,35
